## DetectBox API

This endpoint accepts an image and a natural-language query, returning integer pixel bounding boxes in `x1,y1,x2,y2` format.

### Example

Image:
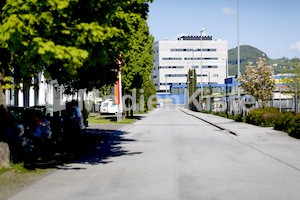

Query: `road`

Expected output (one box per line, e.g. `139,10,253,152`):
9,107,300,200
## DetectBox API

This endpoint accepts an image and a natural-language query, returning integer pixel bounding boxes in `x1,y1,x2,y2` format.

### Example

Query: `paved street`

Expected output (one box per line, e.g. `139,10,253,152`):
9,107,300,200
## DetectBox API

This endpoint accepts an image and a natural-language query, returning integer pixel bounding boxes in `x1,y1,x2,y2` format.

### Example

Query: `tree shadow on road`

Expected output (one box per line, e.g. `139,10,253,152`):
22,128,141,170
75,129,142,166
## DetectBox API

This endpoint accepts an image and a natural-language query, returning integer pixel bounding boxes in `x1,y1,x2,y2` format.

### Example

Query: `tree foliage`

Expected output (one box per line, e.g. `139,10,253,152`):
283,59,300,96
122,19,154,93
0,0,154,106
237,56,276,107
121,16,155,113
187,69,197,97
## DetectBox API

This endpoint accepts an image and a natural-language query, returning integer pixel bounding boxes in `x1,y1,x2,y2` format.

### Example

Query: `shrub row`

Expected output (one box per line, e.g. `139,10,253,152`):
246,107,279,127
209,107,300,138
244,107,300,138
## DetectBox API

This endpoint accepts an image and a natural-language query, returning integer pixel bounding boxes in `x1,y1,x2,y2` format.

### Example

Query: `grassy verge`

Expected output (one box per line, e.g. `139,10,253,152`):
88,115,138,124
0,162,50,175
0,166,9,175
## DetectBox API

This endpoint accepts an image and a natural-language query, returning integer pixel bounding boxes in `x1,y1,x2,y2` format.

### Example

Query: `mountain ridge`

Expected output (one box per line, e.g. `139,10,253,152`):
228,45,281,76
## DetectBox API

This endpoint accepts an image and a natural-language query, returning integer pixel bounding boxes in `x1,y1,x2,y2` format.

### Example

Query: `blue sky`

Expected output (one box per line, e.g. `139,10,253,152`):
147,0,300,59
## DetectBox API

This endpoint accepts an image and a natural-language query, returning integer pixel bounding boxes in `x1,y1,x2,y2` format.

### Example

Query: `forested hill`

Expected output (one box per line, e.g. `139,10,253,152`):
228,45,279,76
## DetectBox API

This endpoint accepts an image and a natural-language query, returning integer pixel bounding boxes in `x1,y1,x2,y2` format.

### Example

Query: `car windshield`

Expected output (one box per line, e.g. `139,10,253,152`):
45,108,54,117
74,107,82,118
102,103,109,107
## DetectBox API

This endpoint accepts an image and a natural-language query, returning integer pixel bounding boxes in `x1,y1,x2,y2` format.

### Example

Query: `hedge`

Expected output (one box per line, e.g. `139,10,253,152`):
289,113,300,138
246,107,279,127
274,112,294,133
205,107,300,138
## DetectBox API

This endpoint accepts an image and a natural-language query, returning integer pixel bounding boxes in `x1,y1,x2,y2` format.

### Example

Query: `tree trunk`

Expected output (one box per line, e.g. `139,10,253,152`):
0,70,10,168
0,70,6,108
126,99,129,117
0,142,10,168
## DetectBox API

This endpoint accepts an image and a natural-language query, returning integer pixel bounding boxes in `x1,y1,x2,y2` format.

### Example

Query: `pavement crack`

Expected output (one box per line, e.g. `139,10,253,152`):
234,138,300,173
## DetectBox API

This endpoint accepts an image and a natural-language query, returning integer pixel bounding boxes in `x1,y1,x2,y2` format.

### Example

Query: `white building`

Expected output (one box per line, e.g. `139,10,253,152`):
152,35,228,93
5,73,84,111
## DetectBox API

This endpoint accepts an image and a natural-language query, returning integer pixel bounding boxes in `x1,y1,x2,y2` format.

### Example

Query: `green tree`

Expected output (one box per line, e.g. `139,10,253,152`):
283,59,300,95
282,59,300,113
0,0,154,167
237,56,276,107
67,0,154,92
122,18,154,116
0,0,154,106
139,75,156,112
188,69,197,97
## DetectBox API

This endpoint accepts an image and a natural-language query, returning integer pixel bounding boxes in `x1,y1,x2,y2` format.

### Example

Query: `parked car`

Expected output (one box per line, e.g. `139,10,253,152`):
62,106,86,136
100,99,118,114
31,106,64,144
0,107,26,157
7,107,52,155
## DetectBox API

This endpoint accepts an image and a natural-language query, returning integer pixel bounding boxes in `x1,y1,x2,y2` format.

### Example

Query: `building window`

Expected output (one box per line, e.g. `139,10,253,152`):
171,48,216,52
159,66,184,69
162,57,182,60
184,57,218,60
202,66,218,68
213,74,219,77
165,74,187,77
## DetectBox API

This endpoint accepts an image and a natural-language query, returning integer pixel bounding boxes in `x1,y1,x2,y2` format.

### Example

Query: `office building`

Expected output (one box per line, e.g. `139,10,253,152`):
152,35,228,93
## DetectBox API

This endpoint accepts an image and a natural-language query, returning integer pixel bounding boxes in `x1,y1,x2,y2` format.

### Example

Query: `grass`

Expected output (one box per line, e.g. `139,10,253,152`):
0,166,9,175
88,115,138,124
0,161,50,175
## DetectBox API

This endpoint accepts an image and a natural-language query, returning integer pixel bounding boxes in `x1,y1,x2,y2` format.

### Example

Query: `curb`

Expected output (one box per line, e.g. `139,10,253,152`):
179,108,238,136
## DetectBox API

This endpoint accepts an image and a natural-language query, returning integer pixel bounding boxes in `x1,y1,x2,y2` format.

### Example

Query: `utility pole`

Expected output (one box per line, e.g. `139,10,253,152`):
295,75,298,114
237,0,241,114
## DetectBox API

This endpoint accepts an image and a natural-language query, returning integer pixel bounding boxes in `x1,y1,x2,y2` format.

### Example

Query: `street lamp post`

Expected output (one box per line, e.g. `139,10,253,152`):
186,63,190,108
165,77,167,94
192,49,195,96
225,59,229,118
237,0,241,114
200,28,206,110
192,49,196,110
206,71,211,113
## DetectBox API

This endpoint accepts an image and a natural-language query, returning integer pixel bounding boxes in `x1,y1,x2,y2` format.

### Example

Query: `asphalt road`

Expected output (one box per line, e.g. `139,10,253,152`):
9,107,300,200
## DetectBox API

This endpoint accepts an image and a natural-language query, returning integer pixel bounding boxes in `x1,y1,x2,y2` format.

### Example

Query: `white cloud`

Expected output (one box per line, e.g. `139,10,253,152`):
288,42,300,53
222,7,235,14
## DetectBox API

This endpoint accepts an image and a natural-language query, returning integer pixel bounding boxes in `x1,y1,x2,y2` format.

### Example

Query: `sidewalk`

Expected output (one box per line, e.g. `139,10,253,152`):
180,108,292,140
0,123,128,200
180,107,300,170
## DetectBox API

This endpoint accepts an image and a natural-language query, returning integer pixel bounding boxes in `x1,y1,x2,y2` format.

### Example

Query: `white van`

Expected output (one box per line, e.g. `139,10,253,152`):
100,99,118,114
94,98,103,112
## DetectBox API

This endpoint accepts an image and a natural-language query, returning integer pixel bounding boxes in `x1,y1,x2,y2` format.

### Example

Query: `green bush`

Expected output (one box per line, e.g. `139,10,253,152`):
246,107,279,127
217,112,228,118
290,113,300,138
201,110,210,114
274,112,294,132
233,114,243,122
